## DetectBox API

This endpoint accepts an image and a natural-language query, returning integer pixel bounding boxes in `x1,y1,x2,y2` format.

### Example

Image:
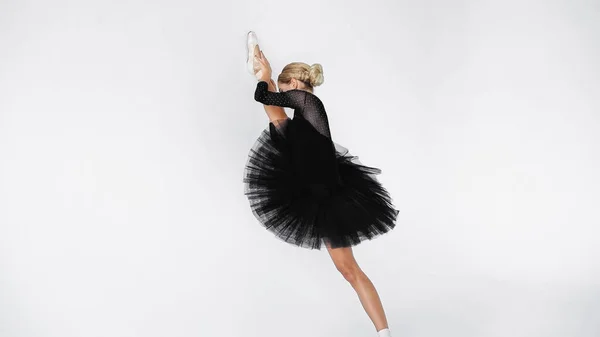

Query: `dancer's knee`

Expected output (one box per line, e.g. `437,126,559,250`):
336,262,361,284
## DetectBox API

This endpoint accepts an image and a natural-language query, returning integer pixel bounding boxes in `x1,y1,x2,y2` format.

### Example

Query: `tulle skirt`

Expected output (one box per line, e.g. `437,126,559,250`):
243,118,399,250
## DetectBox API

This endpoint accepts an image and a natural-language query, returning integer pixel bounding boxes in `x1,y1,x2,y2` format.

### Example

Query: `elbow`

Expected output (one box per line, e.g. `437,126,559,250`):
254,86,265,103
254,81,268,103
254,91,262,103
254,94,268,105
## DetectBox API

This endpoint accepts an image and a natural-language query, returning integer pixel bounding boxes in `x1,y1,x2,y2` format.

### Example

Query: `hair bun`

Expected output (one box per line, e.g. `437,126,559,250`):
308,63,324,87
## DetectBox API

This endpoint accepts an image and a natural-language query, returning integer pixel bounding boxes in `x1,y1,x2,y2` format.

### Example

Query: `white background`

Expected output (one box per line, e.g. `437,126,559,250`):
1,0,598,336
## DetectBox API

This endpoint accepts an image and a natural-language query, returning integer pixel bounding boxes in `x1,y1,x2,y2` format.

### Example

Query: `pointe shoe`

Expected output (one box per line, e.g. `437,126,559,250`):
246,31,263,80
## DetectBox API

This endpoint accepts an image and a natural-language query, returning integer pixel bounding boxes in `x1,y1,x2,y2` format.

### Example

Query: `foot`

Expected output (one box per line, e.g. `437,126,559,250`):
246,31,263,80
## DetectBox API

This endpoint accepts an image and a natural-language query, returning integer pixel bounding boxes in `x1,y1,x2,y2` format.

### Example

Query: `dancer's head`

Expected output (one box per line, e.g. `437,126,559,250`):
277,62,324,93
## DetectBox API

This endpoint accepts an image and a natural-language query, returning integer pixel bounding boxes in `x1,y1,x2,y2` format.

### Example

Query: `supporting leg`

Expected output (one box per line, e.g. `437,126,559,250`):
325,242,390,333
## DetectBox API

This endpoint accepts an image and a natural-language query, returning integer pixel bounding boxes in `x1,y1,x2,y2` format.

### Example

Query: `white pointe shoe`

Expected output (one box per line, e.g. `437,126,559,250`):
246,31,263,80
377,328,392,337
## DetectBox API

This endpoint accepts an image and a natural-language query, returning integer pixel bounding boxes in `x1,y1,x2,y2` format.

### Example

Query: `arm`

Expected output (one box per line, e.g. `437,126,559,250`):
259,79,288,124
254,81,304,109
255,81,331,138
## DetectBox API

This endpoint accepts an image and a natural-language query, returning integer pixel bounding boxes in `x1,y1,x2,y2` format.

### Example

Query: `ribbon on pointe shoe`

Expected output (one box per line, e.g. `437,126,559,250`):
252,45,264,80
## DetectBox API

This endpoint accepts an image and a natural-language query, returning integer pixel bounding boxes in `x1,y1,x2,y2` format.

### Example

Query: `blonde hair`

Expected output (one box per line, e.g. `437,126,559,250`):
277,62,324,90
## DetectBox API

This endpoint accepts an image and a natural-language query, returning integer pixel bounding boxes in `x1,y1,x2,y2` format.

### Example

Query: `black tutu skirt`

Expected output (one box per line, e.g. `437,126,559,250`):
243,117,399,250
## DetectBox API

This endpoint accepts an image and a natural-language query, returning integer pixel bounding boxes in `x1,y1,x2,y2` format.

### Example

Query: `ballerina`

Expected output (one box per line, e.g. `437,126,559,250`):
243,31,398,337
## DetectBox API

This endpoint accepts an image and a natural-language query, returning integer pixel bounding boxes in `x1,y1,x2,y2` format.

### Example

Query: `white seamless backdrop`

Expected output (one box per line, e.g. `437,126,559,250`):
0,0,598,337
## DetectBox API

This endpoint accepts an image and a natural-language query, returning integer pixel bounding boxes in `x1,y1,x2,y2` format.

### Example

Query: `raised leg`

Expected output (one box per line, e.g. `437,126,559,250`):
246,32,287,123
262,78,287,123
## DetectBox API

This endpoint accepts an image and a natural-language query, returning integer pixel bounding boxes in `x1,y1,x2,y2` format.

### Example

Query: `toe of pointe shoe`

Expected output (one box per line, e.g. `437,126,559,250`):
247,31,259,45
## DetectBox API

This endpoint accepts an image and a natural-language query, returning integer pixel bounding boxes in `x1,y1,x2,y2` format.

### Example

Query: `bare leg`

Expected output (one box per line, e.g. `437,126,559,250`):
325,241,389,331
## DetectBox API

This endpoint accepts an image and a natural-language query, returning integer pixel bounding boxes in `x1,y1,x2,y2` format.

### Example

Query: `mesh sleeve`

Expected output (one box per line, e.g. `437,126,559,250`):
254,81,305,109
254,81,332,139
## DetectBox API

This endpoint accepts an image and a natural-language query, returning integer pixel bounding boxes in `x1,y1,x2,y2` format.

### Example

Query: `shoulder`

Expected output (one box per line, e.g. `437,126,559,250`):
289,89,323,102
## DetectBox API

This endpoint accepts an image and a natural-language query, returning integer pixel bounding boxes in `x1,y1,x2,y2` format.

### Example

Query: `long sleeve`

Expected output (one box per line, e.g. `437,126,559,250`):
254,81,332,139
254,81,305,109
